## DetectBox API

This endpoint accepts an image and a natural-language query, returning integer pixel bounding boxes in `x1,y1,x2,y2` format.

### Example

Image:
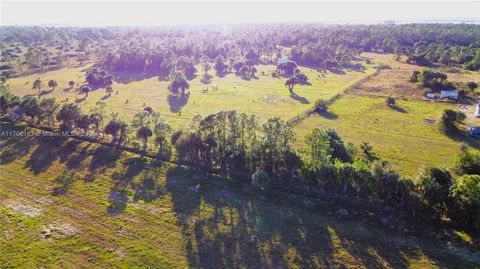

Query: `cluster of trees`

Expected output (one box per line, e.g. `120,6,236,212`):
86,68,113,87
410,69,450,89
417,146,480,229
173,111,295,177
405,41,480,70
439,109,466,133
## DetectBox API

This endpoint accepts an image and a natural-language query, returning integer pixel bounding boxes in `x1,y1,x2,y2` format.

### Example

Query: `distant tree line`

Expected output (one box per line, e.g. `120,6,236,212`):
2,23,480,78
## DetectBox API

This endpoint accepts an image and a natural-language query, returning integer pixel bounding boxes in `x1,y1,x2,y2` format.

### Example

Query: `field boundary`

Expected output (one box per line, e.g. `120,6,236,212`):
287,68,380,127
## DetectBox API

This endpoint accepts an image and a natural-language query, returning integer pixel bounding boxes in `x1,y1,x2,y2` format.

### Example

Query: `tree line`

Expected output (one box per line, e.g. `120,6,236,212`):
1,23,480,78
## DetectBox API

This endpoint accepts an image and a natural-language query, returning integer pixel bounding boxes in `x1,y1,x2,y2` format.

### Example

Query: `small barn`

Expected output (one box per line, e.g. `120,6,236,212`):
440,90,458,100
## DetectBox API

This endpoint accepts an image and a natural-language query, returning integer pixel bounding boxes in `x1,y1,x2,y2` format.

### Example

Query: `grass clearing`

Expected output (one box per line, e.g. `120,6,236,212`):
351,53,480,100
293,94,479,177
1,121,478,268
7,62,376,128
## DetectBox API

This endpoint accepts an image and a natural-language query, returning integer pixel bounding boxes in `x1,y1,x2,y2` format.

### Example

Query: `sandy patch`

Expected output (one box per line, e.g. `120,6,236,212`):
5,201,43,217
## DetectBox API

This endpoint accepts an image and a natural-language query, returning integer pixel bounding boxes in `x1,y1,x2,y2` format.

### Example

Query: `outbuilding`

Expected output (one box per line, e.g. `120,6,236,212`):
440,90,458,100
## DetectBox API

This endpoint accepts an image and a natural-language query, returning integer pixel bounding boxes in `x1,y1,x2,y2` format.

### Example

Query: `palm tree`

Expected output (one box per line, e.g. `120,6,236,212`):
154,120,172,153
118,121,129,145
200,56,211,78
80,86,91,97
168,71,189,96
137,126,153,150
56,103,81,131
48,80,58,90
76,114,91,134
105,119,120,142
20,97,40,123
32,78,42,93
106,85,113,96
285,76,298,93
90,114,101,136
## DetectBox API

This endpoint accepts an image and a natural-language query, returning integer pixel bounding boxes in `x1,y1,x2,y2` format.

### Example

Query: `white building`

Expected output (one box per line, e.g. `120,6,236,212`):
440,90,458,100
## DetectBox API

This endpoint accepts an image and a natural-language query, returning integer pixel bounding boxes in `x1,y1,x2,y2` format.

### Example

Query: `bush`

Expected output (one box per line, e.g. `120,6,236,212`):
314,99,328,112
360,141,372,154
450,174,480,229
439,109,465,133
417,167,453,211
455,147,480,175
385,96,395,106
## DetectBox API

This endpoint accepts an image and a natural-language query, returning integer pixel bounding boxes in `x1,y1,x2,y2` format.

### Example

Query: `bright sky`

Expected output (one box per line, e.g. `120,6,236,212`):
1,0,479,26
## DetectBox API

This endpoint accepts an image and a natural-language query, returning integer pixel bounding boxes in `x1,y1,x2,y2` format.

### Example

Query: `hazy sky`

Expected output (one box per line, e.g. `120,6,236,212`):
1,0,479,26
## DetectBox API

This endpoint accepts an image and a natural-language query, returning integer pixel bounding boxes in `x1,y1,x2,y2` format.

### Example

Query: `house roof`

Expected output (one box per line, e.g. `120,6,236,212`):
440,90,458,98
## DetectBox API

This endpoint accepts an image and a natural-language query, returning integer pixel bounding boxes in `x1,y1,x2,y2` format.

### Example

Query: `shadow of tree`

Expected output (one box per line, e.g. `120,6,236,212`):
446,130,480,150
164,166,453,269
89,145,122,174
168,93,189,113
0,125,34,165
109,69,158,84
319,110,338,120
39,89,54,96
25,136,68,175
64,143,91,170
75,96,87,103
101,94,111,100
201,75,213,84
389,105,407,113
329,69,346,75
51,172,76,196
106,157,169,215
290,93,310,104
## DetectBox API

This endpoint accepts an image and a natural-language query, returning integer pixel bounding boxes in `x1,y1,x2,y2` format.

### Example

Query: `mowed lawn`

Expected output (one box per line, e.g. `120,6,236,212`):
1,121,478,269
293,94,480,177
7,63,376,127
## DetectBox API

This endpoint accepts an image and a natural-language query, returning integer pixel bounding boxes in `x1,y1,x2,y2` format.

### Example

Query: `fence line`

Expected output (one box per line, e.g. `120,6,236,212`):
286,69,380,127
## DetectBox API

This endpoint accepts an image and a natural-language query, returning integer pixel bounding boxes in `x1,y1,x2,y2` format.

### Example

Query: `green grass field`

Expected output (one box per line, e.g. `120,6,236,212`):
7,63,376,128
1,121,478,268
293,94,480,177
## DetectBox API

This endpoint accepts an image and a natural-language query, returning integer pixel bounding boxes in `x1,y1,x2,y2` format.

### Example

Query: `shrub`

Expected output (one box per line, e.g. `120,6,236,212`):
417,167,453,211
385,96,395,106
455,147,480,175
439,109,465,133
450,174,480,229
314,99,328,112
360,141,372,154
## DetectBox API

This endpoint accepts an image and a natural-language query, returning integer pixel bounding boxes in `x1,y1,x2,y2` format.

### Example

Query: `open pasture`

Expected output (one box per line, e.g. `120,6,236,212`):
349,53,480,100
1,121,477,269
6,62,376,127
293,94,480,177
